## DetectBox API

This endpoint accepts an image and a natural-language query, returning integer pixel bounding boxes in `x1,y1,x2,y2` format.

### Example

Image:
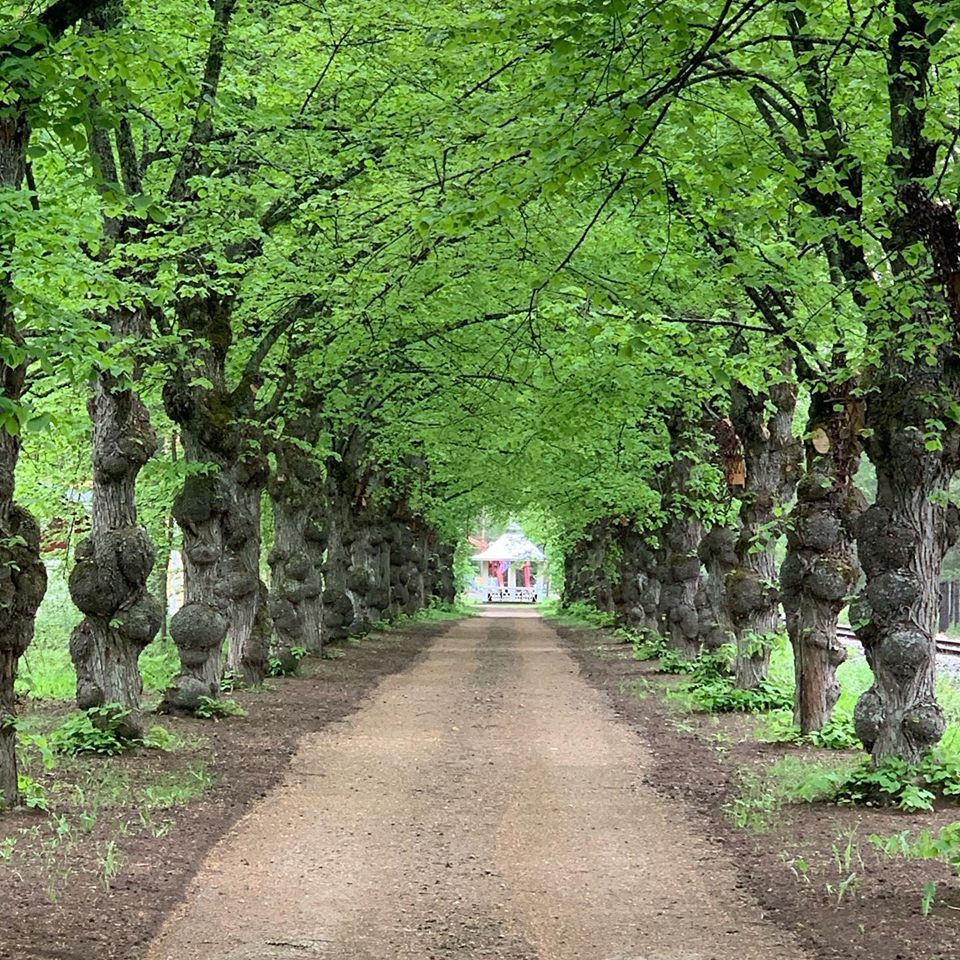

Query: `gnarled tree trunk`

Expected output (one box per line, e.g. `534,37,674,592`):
561,544,587,607
268,444,323,672
434,542,457,604
561,520,617,613
0,105,46,807
222,478,269,685
697,526,738,652
68,327,161,737
0,0,114,803
617,527,659,633
781,389,862,733
657,514,703,658
348,518,391,629
161,296,271,707
728,375,799,688
657,425,705,658
163,468,229,711
388,514,422,618
852,357,960,762
302,511,325,651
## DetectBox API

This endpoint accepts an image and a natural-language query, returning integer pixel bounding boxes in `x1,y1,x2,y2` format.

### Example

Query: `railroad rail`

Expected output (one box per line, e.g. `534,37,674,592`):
836,624,960,657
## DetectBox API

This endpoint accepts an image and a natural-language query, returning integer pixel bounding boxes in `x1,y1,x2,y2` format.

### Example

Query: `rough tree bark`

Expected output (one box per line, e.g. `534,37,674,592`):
0,0,111,804
161,298,271,708
727,375,799,688
386,510,424,619
561,521,617,613
657,513,703,657
697,526,738,652
616,525,659,632
320,458,396,639
68,312,162,737
0,466,45,809
561,543,587,607
657,425,705,658
321,505,356,641
268,441,324,672
430,542,457,604
780,389,863,733
0,395,46,808
222,478,270,684
845,0,960,762
851,355,960,761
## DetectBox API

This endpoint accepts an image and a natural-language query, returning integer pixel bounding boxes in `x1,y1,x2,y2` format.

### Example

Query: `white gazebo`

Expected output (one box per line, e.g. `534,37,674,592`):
470,523,546,602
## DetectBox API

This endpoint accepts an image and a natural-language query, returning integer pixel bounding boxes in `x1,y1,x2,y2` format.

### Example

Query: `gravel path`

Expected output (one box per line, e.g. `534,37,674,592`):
145,611,809,960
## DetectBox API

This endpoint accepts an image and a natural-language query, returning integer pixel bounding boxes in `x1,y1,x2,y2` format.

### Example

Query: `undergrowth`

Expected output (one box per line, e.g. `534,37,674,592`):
541,599,616,628
760,709,861,750
824,747,960,812
195,697,247,720
726,755,859,832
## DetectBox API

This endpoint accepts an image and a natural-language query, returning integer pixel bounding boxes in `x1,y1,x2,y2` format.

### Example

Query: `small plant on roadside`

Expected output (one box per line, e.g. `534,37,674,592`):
760,709,861,751
141,762,214,810
98,839,124,891
921,880,938,917
50,706,137,757
544,600,616,628
267,645,308,677
321,645,345,660
781,851,811,885
809,715,860,750
725,769,781,832
619,677,652,700
655,648,699,675
725,755,859,832
138,809,175,838
140,724,180,751
825,828,863,906
869,823,960,916
195,696,246,720
676,645,792,713
825,751,960,812
631,630,669,662
16,774,47,810
16,725,57,772
76,806,98,834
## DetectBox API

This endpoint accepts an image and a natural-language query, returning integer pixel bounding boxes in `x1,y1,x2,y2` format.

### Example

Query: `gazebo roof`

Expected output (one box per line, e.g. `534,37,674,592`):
472,523,545,562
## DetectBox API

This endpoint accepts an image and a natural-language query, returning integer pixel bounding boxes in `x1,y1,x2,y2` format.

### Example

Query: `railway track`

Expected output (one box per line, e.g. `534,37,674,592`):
836,624,960,657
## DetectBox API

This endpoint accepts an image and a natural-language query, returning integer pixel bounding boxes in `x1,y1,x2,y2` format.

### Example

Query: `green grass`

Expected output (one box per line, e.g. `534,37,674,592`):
727,755,862,832
372,599,478,632
16,561,182,701
139,762,214,809
540,598,616,628
17,566,77,700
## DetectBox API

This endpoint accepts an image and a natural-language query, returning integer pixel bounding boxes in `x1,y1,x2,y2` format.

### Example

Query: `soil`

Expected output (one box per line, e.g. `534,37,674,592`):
1,625,439,960
6,612,957,960
557,622,960,960
145,609,806,960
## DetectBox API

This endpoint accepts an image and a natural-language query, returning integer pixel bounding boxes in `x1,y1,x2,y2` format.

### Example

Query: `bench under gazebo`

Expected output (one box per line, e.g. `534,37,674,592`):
470,523,545,602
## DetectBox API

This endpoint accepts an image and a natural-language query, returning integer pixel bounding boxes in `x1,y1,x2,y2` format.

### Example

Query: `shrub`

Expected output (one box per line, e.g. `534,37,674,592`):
760,708,861,751
680,646,792,713
195,696,247,719
51,706,137,756
267,645,307,677
631,630,669,662
826,750,960,812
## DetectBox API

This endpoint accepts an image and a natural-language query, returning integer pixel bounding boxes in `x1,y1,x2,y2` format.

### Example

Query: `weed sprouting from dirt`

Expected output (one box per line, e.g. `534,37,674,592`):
140,763,214,809
725,756,861,832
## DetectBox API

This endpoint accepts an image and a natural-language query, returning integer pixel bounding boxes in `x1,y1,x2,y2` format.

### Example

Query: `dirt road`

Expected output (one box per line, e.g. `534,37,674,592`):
145,611,807,960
